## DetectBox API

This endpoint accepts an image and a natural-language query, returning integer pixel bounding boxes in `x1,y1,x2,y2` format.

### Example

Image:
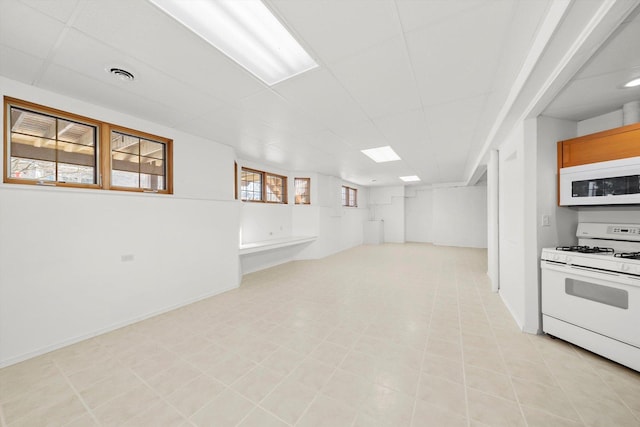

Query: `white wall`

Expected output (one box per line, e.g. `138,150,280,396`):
0,77,240,367
498,122,528,331
405,187,433,243
405,184,488,248
431,185,488,248
236,164,368,272
497,117,580,334
369,185,405,243
577,109,623,136
294,174,368,260
537,116,579,250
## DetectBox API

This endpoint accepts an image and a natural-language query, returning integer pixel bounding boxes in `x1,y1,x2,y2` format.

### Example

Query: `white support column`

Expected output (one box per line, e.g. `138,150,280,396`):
487,149,500,292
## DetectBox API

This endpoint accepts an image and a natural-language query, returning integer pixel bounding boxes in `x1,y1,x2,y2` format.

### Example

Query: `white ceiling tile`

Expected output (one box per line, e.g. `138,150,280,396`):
425,96,485,146
544,70,640,121
373,109,430,151
39,63,188,127
269,0,400,64
331,120,389,150
0,44,45,84
396,0,490,33
405,1,515,106
238,90,326,135
274,68,369,128
331,37,422,119
0,0,65,58
18,0,80,23
72,0,265,103
295,130,348,154
489,0,552,92
48,29,225,119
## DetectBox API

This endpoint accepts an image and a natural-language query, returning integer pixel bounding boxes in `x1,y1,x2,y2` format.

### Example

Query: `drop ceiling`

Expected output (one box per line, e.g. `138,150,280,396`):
0,0,639,187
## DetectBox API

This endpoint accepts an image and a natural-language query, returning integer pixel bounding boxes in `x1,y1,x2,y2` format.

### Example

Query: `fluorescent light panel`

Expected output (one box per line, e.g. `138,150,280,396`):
624,77,640,88
149,0,318,86
400,175,421,182
361,146,401,163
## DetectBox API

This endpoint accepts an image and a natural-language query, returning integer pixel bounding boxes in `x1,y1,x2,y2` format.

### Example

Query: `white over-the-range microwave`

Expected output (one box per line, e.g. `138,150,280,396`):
559,156,640,206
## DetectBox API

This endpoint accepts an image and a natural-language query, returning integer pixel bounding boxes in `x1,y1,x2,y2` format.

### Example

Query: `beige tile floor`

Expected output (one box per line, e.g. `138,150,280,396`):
1,243,639,427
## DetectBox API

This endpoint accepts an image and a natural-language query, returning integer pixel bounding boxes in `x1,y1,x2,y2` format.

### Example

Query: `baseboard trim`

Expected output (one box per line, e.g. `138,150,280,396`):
0,283,239,368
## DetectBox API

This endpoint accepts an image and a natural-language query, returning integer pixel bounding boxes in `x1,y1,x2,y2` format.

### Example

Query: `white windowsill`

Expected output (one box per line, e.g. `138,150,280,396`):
239,236,317,255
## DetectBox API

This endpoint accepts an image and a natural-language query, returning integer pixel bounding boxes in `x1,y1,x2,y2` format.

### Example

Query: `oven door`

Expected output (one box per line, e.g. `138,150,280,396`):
541,262,640,348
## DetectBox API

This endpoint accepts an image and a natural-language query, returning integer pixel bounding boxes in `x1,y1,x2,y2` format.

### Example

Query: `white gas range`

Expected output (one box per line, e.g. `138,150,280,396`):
541,223,640,372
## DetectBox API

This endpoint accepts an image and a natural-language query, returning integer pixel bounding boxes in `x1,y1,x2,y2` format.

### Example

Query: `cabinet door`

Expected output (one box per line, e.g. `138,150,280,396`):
558,122,640,168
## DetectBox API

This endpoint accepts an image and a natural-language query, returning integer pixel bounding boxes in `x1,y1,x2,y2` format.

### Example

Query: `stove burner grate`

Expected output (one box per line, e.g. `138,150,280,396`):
555,245,615,254
614,252,640,260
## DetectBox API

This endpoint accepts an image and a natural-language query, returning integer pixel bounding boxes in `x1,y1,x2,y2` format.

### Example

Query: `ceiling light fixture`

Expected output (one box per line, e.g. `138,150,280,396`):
148,0,318,86
361,146,401,163
399,175,421,182
624,77,640,88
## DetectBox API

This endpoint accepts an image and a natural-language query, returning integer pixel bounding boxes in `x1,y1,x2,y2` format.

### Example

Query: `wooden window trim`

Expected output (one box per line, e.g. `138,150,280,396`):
108,125,173,194
4,97,102,189
234,161,238,200
240,167,265,203
342,185,358,207
294,177,311,205
265,172,287,204
240,166,288,204
3,97,173,194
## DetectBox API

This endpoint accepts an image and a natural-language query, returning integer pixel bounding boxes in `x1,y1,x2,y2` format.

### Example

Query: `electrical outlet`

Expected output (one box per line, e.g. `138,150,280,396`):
121,254,134,262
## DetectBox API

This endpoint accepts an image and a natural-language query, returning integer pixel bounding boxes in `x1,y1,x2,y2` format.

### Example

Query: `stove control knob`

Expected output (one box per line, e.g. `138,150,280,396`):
619,263,630,272
566,256,572,264
553,254,560,261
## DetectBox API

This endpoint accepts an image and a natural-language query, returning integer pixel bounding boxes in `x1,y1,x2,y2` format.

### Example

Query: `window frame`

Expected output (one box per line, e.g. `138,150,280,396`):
240,166,288,204
108,125,173,194
342,185,358,207
3,97,173,194
294,177,311,205
4,97,102,189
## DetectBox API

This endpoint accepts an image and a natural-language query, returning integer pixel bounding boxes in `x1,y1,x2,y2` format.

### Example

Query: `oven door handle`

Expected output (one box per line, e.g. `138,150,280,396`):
568,265,620,277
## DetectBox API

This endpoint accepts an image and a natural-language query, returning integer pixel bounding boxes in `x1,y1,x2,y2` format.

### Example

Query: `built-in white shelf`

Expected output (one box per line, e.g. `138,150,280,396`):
238,236,317,255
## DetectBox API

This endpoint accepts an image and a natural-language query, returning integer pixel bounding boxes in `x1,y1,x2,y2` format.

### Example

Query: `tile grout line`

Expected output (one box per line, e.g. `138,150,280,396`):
580,350,640,423
226,325,330,427
526,336,590,426
481,285,533,427
283,327,356,427
453,261,473,427
52,359,101,426
0,400,8,427
407,259,439,427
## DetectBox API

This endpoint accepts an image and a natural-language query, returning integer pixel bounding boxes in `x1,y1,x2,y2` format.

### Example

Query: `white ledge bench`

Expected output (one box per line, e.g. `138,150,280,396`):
238,236,317,255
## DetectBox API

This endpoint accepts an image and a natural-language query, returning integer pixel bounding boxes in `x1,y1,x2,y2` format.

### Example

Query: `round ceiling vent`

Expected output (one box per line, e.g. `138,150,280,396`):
109,67,135,82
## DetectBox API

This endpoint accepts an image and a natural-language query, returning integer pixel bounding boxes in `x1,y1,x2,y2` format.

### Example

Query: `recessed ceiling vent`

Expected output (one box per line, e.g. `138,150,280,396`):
109,67,135,82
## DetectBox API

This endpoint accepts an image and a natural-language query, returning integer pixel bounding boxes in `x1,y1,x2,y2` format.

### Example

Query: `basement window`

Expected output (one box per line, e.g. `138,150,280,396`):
7,104,99,186
342,185,357,207
294,177,310,204
4,97,173,193
240,167,287,203
110,130,170,192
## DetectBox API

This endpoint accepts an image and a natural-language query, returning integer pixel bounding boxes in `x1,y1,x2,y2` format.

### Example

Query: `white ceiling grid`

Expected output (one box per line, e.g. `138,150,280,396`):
0,0,638,186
